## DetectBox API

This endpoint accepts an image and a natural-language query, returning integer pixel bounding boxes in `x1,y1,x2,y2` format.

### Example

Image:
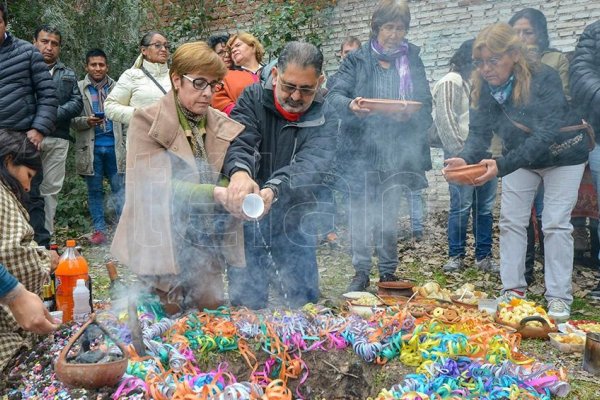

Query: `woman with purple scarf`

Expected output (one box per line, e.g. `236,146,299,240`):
327,0,432,292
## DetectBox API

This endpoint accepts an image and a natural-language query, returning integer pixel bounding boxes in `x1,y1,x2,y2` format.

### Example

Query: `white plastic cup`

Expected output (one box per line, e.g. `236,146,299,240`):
50,310,63,323
242,193,265,219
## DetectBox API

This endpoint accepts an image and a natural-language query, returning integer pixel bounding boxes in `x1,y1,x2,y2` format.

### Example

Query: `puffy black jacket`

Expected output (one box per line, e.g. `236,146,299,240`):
570,20,600,138
0,33,57,135
326,43,433,176
461,65,589,176
224,82,338,202
51,61,83,141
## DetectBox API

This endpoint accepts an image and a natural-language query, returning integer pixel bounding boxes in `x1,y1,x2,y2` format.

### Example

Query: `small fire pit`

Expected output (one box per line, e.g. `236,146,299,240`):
55,314,129,389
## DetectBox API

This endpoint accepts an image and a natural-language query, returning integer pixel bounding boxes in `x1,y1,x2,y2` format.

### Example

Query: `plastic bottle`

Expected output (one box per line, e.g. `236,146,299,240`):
72,279,91,323
55,240,89,322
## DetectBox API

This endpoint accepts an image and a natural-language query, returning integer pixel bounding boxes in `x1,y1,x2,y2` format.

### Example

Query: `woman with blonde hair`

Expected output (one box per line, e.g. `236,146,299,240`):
105,31,172,124
445,23,590,322
111,42,245,314
211,32,265,115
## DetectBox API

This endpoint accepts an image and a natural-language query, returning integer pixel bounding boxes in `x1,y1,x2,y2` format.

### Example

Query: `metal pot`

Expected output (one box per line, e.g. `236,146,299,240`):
583,332,600,375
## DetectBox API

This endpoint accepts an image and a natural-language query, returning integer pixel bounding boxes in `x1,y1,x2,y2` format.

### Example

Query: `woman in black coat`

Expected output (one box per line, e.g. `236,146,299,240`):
445,23,590,322
327,0,432,292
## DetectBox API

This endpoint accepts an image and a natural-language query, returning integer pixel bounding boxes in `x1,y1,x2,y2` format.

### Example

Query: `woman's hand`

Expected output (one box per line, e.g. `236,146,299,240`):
5,285,58,334
473,159,498,185
213,186,227,208
49,250,60,273
349,97,371,117
443,157,467,169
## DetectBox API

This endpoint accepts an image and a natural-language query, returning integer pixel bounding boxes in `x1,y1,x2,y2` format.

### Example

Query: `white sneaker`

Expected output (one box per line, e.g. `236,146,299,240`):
547,298,570,322
496,289,525,306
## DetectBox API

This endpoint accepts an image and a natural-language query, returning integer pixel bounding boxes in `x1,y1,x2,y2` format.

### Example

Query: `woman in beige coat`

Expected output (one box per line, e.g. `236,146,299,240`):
111,42,245,314
104,31,172,125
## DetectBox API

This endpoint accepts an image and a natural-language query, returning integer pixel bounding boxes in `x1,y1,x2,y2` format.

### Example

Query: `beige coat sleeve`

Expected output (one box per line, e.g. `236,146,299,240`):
105,69,136,124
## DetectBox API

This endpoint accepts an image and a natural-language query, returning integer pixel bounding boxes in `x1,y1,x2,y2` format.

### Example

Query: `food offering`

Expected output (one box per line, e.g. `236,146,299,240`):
497,298,557,339
451,283,488,308
566,319,600,334
413,281,452,303
346,293,385,317
548,332,586,353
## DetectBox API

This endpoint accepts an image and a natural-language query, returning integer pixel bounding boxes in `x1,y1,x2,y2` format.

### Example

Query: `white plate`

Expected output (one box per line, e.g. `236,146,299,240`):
342,291,376,300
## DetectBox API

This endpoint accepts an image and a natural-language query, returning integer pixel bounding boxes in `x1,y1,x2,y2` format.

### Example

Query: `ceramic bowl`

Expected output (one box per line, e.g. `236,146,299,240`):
357,98,422,114
442,164,487,185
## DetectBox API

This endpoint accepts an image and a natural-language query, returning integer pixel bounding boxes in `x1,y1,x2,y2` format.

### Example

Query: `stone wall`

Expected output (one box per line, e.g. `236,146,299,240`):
192,0,600,213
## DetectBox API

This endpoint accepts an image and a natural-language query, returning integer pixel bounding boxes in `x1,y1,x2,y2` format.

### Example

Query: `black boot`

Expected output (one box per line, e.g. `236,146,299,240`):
525,214,536,286
347,271,370,292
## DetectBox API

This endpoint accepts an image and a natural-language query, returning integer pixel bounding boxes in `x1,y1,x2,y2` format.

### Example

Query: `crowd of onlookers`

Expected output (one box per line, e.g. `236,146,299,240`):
2,0,600,372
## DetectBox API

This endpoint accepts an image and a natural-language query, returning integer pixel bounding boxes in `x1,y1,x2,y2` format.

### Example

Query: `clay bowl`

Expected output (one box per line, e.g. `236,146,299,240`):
442,164,487,185
55,314,129,389
357,98,422,114
376,280,415,297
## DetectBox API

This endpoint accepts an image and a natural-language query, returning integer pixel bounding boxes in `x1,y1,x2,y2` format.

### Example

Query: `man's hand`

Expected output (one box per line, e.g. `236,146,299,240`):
224,171,259,218
87,116,104,127
349,97,371,117
6,285,58,334
259,187,276,217
26,129,44,151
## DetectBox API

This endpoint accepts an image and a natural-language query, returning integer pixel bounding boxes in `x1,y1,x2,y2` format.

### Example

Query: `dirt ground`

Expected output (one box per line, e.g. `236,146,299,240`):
3,211,600,399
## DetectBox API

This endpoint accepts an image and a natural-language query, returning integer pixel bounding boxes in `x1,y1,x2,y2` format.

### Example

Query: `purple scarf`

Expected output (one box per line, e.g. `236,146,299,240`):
370,39,413,98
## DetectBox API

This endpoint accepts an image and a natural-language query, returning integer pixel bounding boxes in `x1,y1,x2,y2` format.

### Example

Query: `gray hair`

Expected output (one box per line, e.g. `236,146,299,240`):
277,41,324,76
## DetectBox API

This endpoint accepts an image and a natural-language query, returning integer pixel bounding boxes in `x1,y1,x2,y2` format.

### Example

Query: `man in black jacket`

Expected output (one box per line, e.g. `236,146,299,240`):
570,20,600,300
33,25,83,238
223,41,338,309
0,5,58,246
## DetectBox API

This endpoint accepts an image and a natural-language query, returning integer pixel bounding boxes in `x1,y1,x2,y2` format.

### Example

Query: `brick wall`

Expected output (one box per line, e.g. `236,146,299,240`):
200,0,600,213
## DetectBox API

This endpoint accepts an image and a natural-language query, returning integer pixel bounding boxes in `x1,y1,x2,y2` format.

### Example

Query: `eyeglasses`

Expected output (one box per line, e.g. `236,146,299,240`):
216,49,229,57
472,56,503,69
146,42,170,51
380,23,406,34
183,75,224,92
277,77,319,96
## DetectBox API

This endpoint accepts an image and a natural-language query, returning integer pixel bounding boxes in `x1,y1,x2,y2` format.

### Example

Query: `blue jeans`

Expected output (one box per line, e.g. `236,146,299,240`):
227,200,320,309
447,178,498,260
407,189,424,233
588,144,600,260
84,145,124,232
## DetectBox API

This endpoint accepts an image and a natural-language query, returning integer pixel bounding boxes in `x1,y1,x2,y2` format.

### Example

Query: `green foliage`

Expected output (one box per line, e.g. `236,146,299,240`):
7,0,145,77
145,0,216,45
250,0,337,61
55,147,91,233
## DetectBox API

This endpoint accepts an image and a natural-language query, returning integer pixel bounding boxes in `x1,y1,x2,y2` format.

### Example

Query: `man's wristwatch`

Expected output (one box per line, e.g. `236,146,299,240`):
263,183,279,203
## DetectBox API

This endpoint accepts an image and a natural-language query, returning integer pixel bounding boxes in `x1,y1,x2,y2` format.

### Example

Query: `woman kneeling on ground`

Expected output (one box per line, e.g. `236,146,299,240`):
0,130,59,371
111,42,245,314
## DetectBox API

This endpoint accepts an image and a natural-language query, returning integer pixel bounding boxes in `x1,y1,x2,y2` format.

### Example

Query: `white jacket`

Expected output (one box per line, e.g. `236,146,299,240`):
104,55,171,124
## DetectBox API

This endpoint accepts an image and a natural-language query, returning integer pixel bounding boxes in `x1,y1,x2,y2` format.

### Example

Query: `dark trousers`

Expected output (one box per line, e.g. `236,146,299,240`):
228,202,319,309
25,168,50,247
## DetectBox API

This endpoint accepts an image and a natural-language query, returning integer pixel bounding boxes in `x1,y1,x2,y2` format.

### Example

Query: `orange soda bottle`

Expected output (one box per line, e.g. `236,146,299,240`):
54,240,89,322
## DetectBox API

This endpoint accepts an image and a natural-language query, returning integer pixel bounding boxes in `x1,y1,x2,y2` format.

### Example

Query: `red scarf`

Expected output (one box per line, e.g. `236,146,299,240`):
273,89,303,122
